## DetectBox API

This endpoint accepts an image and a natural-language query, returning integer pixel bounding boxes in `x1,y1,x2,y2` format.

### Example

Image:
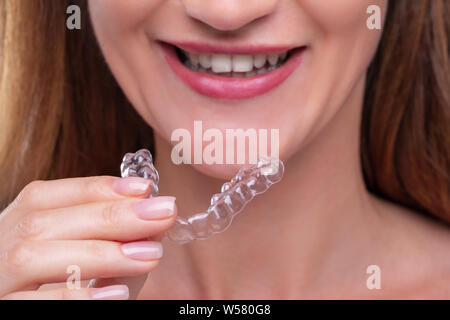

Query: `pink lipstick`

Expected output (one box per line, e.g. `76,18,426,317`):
160,42,305,100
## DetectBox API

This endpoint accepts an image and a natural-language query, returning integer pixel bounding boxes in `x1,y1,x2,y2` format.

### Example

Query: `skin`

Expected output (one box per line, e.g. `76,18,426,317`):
0,0,448,299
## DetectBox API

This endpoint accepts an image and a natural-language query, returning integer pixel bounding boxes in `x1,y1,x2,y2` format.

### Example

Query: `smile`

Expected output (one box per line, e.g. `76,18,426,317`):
179,49,290,77
160,42,306,100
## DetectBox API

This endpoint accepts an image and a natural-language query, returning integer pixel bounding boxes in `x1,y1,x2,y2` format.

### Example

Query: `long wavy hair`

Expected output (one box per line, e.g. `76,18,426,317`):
1,1,449,222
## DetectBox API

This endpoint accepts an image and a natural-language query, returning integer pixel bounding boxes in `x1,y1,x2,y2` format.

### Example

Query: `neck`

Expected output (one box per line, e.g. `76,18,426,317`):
151,77,383,299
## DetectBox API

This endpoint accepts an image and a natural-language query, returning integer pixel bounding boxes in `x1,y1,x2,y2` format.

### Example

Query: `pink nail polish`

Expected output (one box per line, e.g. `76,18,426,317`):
91,285,129,300
121,241,163,260
113,177,151,196
134,196,176,220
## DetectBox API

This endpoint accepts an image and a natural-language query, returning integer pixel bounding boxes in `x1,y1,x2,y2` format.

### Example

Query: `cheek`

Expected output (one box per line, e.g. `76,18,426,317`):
88,0,164,32
285,0,387,146
301,0,387,30
303,0,388,93
88,0,169,132
300,0,387,58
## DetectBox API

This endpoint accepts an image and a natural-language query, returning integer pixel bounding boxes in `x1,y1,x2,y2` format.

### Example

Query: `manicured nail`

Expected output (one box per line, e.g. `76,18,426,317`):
113,177,151,196
121,241,163,260
91,285,129,300
134,196,176,220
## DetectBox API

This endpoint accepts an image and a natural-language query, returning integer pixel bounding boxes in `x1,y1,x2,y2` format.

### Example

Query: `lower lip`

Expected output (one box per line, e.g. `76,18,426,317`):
161,43,304,100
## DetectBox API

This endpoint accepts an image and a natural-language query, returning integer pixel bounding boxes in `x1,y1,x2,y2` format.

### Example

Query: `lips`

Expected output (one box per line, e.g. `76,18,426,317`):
160,42,305,100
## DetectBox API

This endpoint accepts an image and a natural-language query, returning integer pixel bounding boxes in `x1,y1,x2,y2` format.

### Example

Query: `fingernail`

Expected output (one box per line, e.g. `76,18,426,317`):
134,196,176,220
92,285,129,300
121,241,163,260
113,177,151,196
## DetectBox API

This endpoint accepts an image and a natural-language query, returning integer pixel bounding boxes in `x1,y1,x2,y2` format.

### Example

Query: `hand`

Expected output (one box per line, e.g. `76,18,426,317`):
0,176,176,300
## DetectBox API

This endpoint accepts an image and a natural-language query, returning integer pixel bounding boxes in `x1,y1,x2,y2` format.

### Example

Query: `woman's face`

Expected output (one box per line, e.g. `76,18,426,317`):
89,0,386,178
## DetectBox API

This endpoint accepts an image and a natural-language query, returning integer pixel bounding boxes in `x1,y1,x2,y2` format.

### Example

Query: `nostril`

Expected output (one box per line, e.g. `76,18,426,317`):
180,0,278,32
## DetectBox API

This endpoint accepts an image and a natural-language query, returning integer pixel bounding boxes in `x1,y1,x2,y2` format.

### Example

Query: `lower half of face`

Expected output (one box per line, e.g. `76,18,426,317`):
89,0,386,178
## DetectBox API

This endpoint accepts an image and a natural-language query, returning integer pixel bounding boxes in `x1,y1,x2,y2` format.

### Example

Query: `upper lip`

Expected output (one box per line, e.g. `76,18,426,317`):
162,41,301,55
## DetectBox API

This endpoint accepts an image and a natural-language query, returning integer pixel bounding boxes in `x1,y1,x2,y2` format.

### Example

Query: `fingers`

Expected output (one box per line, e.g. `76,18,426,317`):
91,274,149,300
16,176,153,211
13,196,177,242
0,176,171,299
2,285,129,300
1,240,162,294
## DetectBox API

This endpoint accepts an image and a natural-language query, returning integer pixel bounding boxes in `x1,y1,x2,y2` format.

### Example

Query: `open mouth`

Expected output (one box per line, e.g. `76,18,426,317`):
176,48,292,78
160,41,306,100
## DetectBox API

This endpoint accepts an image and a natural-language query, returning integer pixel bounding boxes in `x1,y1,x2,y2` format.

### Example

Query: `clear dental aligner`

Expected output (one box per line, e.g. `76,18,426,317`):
121,149,285,244
120,149,160,197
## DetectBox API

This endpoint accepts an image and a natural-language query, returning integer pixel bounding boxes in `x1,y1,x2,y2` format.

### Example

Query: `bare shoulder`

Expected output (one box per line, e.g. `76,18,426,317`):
371,196,450,299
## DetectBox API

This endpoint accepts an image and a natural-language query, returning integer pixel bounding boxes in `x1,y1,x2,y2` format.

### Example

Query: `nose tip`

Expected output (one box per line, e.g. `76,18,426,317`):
181,0,278,31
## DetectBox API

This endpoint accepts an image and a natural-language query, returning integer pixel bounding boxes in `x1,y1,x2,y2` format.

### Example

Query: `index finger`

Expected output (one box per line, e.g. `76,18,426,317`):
16,176,152,211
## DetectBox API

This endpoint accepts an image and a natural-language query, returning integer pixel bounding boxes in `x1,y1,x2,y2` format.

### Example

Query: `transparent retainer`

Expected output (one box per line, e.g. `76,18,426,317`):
121,149,284,244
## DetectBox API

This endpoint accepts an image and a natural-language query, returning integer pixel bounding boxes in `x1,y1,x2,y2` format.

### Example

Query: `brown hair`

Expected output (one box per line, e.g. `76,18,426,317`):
1,1,449,221
362,0,450,221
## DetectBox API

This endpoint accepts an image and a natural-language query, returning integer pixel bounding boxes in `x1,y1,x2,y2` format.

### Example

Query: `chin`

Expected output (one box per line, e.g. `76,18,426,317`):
189,146,292,181
190,163,246,181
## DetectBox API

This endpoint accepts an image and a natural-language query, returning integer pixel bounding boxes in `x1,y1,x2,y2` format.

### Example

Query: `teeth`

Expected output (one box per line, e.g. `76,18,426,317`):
182,50,289,76
232,55,254,72
188,53,199,67
199,54,212,69
257,67,268,75
254,54,267,68
211,54,232,73
268,54,279,66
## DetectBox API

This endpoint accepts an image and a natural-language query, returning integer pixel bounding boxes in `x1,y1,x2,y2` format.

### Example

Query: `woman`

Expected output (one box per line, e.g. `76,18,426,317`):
0,0,449,299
